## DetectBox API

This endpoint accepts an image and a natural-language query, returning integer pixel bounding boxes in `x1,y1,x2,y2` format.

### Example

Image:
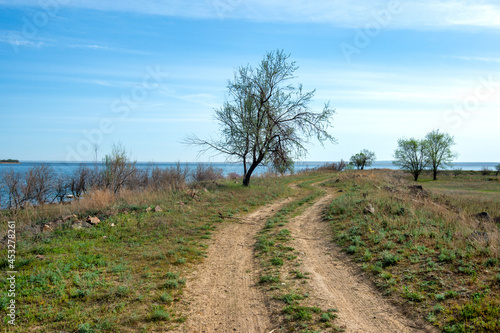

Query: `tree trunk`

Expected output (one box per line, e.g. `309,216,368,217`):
413,171,419,181
243,162,259,186
433,169,437,181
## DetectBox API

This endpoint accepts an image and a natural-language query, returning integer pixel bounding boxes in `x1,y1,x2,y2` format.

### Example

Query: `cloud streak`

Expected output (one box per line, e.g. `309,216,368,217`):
2,0,500,29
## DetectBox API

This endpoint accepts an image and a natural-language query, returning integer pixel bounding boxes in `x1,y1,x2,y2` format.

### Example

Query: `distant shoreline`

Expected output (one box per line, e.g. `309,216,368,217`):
0,160,20,164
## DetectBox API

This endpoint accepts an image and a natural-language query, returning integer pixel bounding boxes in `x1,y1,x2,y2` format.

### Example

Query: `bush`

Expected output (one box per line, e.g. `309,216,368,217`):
191,164,224,184
102,143,136,194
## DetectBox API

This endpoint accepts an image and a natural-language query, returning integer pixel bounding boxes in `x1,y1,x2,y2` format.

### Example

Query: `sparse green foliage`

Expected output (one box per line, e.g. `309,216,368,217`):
102,143,136,194
393,138,429,181
425,130,457,180
349,149,376,170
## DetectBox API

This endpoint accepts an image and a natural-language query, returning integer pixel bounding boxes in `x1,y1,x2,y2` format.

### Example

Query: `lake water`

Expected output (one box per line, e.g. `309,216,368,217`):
0,160,497,208
0,160,497,176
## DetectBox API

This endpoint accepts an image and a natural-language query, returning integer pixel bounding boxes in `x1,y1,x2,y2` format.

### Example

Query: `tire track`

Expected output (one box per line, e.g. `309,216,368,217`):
287,191,437,332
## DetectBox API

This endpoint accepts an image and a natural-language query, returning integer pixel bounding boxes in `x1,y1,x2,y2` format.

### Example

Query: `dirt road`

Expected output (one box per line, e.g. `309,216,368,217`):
175,186,436,332
175,198,292,333
287,191,435,332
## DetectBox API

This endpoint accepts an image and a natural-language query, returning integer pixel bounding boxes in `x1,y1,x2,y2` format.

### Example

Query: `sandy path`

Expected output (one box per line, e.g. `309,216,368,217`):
287,191,437,333
174,198,292,333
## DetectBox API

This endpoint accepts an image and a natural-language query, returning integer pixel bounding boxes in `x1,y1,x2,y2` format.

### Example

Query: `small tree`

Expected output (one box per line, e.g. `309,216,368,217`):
349,149,376,170
425,130,457,180
393,138,429,181
103,143,136,194
186,50,336,186
495,164,500,176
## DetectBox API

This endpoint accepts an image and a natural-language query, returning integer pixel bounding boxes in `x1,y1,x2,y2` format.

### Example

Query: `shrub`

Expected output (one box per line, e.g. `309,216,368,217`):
191,163,224,184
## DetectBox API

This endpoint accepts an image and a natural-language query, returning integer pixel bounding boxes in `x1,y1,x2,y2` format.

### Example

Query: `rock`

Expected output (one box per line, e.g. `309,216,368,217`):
86,216,100,225
475,212,490,220
71,222,83,230
110,223,116,227
42,224,52,232
468,231,490,243
409,185,424,192
65,194,74,199
63,214,77,222
338,189,344,193
35,255,45,260
146,207,152,212
154,205,163,212
363,204,375,215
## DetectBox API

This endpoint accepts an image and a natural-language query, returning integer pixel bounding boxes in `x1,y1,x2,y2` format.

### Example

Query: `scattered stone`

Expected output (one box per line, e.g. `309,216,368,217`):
110,223,116,227
363,204,375,215
65,194,75,199
146,207,152,212
338,189,344,193
63,214,77,222
103,236,107,239
409,185,424,192
35,255,45,260
86,216,101,225
475,212,490,220
468,231,490,243
71,222,83,230
154,205,163,212
42,224,52,233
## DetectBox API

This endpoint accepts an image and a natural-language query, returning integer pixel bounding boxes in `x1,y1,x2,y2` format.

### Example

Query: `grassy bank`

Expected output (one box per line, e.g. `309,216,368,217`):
0,176,292,332
324,170,500,332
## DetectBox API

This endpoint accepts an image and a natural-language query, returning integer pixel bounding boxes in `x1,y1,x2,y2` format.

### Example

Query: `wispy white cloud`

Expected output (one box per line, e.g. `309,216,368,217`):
0,30,46,48
447,56,500,63
68,43,151,55
3,0,500,29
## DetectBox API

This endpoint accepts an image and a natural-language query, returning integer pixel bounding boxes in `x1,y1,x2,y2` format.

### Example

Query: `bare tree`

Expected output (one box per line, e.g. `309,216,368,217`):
91,141,101,163
53,174,69,203
186,50,336,186
1,168,23,209
28,164,55,205
69,164,90,197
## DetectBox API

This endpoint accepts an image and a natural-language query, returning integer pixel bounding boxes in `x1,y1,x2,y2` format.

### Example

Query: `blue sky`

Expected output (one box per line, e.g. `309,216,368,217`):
0,0,499,163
